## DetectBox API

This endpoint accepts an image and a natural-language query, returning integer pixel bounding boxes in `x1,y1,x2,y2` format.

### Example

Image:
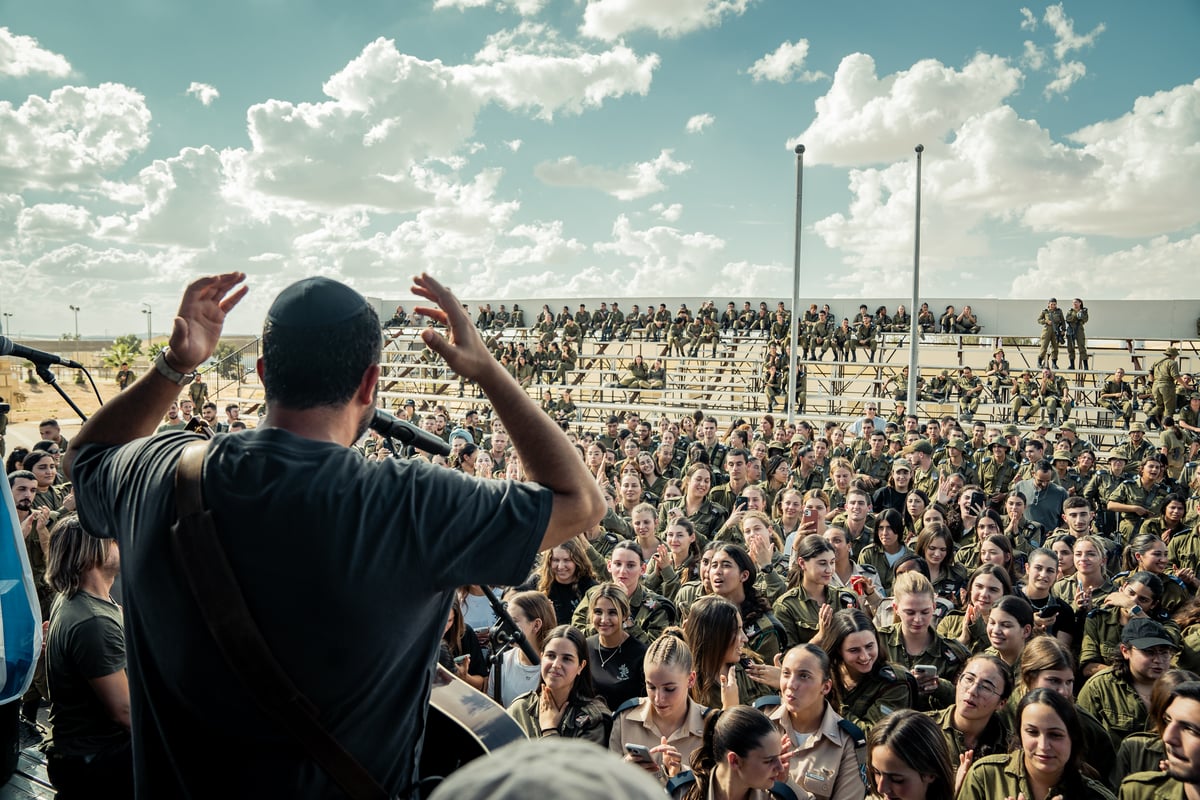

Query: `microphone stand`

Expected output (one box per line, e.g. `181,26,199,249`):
477,585,538,665
35,364,88,422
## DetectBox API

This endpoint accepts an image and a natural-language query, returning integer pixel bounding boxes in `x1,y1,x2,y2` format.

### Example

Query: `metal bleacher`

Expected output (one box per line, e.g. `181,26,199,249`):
373,321,1198,450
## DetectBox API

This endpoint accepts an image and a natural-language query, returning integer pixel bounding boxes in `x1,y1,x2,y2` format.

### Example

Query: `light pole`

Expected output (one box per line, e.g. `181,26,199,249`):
141,303,152,348
906,145,924,411
1,312,11,337
69,305,81,339
787,144,805,425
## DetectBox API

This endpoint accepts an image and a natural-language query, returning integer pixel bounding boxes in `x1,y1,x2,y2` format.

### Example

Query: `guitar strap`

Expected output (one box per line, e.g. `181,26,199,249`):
171,439,389,800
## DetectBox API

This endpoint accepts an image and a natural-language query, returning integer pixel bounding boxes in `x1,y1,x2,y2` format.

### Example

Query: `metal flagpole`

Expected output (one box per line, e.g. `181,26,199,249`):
787,144,804,425
906,145,924,413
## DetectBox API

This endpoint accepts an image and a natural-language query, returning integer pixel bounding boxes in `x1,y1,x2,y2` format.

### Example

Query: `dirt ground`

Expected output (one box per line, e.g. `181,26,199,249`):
2,373,247,454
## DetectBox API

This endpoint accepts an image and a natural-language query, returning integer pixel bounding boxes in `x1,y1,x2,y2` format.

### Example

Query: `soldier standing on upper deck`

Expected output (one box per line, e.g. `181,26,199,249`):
1149,347,1184,430
1037,298,1066,369
1065,298,1089,370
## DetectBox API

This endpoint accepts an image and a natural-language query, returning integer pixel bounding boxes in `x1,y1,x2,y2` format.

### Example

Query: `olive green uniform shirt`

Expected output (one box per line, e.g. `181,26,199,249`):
962,752,1115,800
1078,666,1151,751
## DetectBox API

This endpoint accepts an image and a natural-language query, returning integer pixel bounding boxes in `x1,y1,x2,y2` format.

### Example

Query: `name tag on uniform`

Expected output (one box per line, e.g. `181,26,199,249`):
805,768,832,783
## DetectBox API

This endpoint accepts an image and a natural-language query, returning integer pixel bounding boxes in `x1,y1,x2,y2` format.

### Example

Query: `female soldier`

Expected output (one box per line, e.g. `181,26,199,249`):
938,564,1012,654
759,643,866,800
534,536,597,625
773,535,859,647
646,517,700,603
958,689,1114,800
507,625,609,743
815,609,915,733
668,706,797,800
610,633,708,786
879,572,969,713
709,543,785,664
658,463,728,540
867,710,953,800
913,523,966,606
857,509,910,595
927,653,1012,769
683,595,773,708
586,582,647,710
1010,636,1117,789
1119,533,1193,614
1080,570,1179,678
983,595,1034,672
1078,616,1180,752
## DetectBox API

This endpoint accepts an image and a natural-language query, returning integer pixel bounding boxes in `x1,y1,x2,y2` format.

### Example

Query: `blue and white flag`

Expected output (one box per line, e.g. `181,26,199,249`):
0,482,41,701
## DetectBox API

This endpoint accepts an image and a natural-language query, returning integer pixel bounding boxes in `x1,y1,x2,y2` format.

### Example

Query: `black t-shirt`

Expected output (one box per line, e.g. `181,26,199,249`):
46,591,129,757
546,578,597,626
587,634,647,710
72,428,551,799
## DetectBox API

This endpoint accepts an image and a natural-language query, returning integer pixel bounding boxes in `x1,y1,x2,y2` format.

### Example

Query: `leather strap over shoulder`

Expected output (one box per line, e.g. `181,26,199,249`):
171,438,389,800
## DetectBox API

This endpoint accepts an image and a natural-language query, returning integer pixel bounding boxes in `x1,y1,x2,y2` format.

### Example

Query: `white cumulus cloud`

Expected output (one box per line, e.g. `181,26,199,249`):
186,82,220,106
1019,7,1038,30
0,27,71,78
594,214,726,291
534,149,690,200
1010,234,1200,299
651,202,683,222
235,36,656,211
747,40,826,84
1044,60,1086,97
788,53,1022,166
685,113,714,134
434,0,547,14
1043,3,1105,61
581,0,753,41
0,83,151,191
505,139,522,151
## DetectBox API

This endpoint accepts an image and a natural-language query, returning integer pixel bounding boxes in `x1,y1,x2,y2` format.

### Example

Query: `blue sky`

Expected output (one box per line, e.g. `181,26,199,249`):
1,0,1197,338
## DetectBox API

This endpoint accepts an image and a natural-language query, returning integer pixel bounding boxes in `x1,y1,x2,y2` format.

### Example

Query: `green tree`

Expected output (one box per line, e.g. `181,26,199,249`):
103,342,140,369
211,342,242,380
148,342,166,360
114,334,143,355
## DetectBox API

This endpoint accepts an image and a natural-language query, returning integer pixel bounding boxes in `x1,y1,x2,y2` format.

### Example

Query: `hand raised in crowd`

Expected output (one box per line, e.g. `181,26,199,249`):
958,605,977,647
746,653,782,688
166,272,248,371
652,543,669,571
1075,586,1093,612
745,531,772,568
955,750,974,796
538,685,566,733
718,664,740,709
412,273,496,384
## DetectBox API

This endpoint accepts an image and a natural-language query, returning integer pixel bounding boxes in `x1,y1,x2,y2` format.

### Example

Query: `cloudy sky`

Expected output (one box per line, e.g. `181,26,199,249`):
1,0,1197,338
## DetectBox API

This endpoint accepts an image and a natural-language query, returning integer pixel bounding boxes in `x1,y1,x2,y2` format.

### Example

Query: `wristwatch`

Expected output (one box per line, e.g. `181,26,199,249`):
1129,604,1144,616
154,349,197,386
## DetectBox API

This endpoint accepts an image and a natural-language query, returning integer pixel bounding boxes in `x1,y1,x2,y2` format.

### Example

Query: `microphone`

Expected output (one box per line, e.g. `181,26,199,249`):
0,336,83,369
370,409,451,457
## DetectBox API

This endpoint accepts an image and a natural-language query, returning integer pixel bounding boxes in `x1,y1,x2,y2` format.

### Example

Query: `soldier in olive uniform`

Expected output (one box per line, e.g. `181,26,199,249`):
923,370,952,403
571,581,676,648
854,312,877,363
810,310,835,361
1108,458,1173,542
1079,617,1179,753
1011,371,1039,423
957,367,984,422
980,439,1019,502
833,318,855,362
1066,297,1090,370
772,582,859,646
1117,681,1200,800
1037,298,1066,369
1102,368,1136,429
1115,424,1156,476
984,349,1011,403
1150,347,1185,428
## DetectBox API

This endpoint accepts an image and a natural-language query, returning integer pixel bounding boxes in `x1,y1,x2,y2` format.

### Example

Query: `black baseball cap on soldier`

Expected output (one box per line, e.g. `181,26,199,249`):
267,277,371,327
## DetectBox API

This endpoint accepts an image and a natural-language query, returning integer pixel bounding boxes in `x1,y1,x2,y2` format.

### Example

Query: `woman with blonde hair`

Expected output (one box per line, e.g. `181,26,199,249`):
610,633,708,785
